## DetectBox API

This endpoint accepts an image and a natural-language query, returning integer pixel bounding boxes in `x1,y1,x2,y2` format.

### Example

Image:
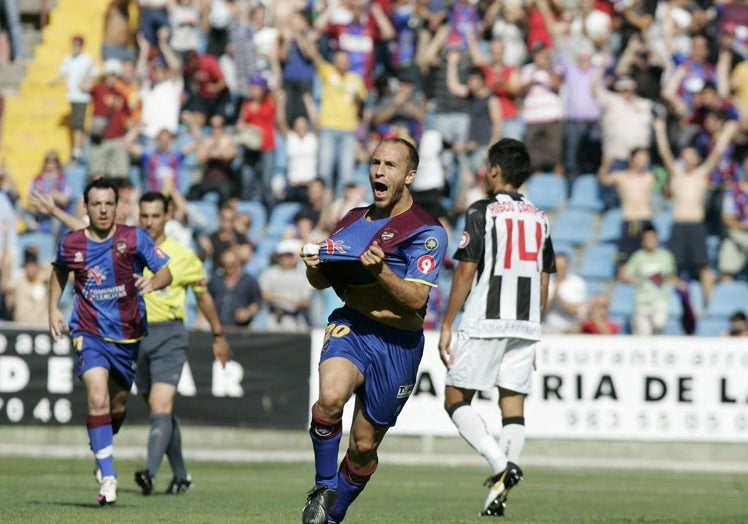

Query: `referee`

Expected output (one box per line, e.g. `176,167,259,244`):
134,191,232,495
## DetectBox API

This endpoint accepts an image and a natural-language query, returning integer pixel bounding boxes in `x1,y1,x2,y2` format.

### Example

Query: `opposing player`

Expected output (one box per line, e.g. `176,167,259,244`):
438,138,555,517
300,137,448,524
48,177,172,506
133,192,232,496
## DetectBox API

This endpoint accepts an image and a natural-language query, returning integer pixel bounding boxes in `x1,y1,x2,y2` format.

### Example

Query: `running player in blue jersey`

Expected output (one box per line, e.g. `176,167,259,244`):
438,138,556,518
48,177,173,506
300,137,448,524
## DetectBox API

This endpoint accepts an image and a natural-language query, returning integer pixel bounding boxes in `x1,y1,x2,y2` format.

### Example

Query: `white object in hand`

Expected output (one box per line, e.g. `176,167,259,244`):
302,243,320,257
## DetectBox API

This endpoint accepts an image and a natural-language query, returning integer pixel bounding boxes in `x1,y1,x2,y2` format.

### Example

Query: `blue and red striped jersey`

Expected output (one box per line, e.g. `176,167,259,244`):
53,225,170,342
318,204,448,310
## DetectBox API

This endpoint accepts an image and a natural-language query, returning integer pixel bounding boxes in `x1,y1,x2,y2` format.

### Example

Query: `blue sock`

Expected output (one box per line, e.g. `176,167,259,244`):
309,402,342,488
87,414,116,478
329,452,377,523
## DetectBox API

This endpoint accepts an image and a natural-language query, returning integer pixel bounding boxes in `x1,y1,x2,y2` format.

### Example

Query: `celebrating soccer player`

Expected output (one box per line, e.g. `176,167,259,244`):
48,178,173,506
300,138,448,524
438,139,556,517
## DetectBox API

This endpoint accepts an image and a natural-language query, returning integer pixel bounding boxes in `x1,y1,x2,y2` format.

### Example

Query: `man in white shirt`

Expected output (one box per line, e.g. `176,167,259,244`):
542,252,587,333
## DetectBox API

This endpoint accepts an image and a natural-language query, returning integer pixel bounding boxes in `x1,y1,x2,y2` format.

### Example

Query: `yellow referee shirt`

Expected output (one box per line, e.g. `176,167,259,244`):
144,237,208,323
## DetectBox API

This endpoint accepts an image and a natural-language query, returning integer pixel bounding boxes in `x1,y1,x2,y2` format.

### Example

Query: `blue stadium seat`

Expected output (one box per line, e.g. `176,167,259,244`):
705,281,748,319
551,209,595,246
598,208,622,243
608,314,630,334
187,200,219,235
652,210,673,242
706,235,721,268
235,200,267,240
584,278,607,298
266,202,302,237
662,318,684,336
525,173,568,212
695,317,727,337
688,280,705,318
568,174,603,212
609,282,636,317
17,231,56,265
578,243,618,282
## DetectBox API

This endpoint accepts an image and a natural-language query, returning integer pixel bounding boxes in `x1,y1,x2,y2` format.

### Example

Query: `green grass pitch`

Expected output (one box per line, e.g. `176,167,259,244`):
0,457,746,523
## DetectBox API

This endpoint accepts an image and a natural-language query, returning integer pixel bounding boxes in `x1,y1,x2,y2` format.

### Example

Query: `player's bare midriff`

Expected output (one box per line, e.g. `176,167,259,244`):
343,285,424,331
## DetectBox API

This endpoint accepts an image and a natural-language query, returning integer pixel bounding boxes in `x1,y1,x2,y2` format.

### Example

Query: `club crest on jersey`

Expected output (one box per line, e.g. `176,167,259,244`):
417,255,436,274
115,240,128,256
458,231,470,249
396,384,414,398
379,228,397,243
86,265,107,285
424,237,439,251
323,239,350,255
154,247,166,259
74,252,83,263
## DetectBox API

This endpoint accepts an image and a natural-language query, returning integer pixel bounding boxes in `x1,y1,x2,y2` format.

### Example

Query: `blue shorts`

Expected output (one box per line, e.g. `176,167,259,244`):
320,307,424,427
72,332,140,390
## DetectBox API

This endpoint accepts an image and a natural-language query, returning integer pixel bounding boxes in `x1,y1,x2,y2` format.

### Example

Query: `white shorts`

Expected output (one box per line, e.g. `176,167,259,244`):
444,332,536,394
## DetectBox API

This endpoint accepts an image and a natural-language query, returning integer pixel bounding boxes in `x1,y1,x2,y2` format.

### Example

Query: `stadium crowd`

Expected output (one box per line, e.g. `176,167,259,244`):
1,0,748,336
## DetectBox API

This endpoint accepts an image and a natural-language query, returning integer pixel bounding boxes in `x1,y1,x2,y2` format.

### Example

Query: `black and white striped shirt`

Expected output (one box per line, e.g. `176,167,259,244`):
454,191,556,340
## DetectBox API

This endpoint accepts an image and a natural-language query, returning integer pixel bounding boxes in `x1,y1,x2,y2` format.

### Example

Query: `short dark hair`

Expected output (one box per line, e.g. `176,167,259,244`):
139,191,169,213
487,138,531,188
377,137,419,173
83,177,119,205
629,147,649,159
467,66,486,80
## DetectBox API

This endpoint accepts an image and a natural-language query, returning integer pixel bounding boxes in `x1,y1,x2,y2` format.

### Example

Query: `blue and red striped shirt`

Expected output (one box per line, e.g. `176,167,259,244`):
53,225,170,342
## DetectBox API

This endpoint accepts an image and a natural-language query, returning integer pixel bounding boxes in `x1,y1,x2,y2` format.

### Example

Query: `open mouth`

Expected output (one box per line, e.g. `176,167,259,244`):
373,182,388,199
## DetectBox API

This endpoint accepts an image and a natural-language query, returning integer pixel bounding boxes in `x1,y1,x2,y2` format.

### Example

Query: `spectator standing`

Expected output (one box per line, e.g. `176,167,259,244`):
208,248,262,329
468,36,523,141
298,38,368,194
446,50,503,180
594,76,653,173
654,116,738,302
0,0,24,64
559,41,602,183
83,59,132,180
519,41,564,174
259,238,313,332
48,177,172,506
620,225,680,336
278,9,319,126
543,252,588,334
236,75,277,204
168,0,202,63
139,0,170,47
279,115,319,202
315,0,396,89
598,148,656,268
48,35,98,161
181,51,230,136
137,31,184,141
102,0,134,61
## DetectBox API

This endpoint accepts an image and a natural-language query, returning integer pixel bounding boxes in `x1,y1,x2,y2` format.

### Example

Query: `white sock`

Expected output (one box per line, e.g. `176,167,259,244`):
450,404,507,475
499,418,526,465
